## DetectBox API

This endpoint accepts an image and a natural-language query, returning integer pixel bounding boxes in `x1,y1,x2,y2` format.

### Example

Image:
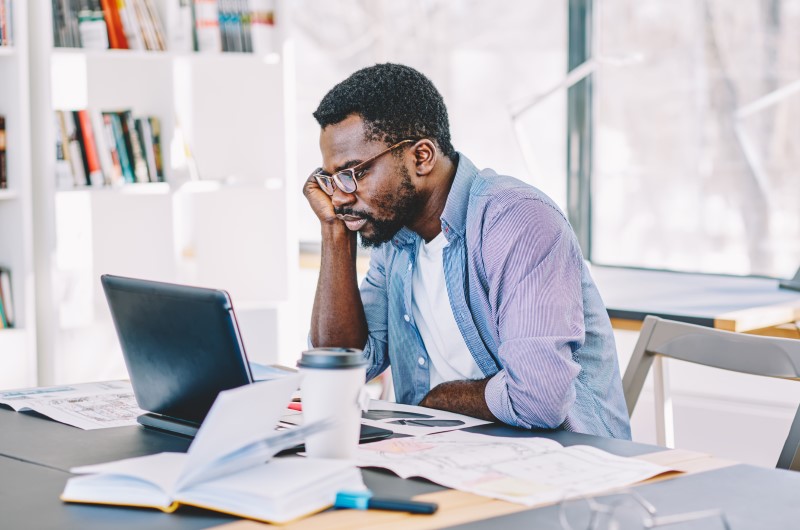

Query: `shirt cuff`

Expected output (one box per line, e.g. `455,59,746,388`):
484,370,529,429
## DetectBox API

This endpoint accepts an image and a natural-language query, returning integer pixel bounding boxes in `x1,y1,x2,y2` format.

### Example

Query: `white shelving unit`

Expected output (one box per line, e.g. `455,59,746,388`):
0,1,37,390
28,0,298,385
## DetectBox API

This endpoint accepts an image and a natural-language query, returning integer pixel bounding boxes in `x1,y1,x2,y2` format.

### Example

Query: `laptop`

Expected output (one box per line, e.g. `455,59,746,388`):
101,274,392,446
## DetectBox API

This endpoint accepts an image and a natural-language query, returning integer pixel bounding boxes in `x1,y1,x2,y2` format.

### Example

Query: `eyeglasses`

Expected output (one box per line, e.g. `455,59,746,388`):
558,489,730,530
312,139,415,196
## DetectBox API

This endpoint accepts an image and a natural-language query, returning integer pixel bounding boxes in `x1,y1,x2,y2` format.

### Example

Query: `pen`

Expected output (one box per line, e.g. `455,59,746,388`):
334,490,438,515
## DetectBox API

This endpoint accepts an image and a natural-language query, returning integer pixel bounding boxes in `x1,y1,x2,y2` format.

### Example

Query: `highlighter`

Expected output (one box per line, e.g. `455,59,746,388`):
334,490,438,515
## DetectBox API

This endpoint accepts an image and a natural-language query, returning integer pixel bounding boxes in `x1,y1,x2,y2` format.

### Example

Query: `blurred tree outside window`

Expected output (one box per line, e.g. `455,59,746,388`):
592,0,800,278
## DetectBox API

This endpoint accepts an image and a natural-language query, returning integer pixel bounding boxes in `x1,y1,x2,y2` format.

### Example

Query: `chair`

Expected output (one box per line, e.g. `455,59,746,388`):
622,315,800,471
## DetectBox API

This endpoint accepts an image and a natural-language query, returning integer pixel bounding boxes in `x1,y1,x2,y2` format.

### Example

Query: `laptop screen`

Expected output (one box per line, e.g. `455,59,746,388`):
101,274,253,424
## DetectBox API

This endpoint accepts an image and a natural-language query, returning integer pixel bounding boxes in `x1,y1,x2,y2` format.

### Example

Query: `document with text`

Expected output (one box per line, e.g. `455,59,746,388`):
0,380,144,430
355,430,672,506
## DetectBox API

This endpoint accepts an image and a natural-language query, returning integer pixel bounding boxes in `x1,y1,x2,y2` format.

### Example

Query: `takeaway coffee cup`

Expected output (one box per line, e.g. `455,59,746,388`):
297,347,369,459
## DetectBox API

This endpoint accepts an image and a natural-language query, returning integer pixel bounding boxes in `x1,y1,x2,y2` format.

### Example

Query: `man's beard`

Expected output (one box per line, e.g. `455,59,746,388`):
334,166,423,249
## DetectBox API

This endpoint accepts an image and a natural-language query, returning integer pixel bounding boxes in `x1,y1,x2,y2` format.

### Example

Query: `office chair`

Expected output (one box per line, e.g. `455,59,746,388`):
622,315,800,471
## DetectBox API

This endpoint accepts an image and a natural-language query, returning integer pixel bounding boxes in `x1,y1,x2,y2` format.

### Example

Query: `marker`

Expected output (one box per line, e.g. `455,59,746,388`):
334,490,438,515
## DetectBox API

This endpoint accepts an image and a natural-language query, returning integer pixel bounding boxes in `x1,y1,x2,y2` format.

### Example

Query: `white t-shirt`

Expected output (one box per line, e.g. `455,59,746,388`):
411,231,483,388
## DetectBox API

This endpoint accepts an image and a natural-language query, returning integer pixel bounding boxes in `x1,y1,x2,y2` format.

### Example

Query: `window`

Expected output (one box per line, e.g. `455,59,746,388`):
592,0,800,278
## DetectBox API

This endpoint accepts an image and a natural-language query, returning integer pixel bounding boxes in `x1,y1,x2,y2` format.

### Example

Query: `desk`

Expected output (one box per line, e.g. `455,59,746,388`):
4,407,800,529
591,265,800,336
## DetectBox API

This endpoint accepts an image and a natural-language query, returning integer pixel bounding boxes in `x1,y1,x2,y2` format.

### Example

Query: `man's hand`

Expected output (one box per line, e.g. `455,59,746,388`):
303,173,338,225
419,378,499,422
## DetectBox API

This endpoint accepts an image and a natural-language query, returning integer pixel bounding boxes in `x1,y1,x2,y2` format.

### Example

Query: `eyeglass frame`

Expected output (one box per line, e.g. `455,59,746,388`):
557,488,731,530
311,139,416,196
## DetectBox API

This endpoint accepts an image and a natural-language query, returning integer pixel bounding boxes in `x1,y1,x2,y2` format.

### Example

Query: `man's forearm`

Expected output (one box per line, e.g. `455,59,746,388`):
310,223,368,348
418,378,498,422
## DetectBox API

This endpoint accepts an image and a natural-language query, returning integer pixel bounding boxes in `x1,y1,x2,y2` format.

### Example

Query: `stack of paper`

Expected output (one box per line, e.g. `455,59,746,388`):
355,431,671,507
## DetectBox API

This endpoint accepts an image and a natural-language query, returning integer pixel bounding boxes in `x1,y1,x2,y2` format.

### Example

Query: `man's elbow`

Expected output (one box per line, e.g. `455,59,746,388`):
513,385,575,430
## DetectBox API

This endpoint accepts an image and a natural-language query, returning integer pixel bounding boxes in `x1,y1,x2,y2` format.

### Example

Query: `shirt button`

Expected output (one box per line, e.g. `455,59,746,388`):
418,357,425,366
404,314,410,322
408,263,412,271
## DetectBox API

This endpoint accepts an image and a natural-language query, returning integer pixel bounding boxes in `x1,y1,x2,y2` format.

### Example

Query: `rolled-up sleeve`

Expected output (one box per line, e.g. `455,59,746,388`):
481,198,585,429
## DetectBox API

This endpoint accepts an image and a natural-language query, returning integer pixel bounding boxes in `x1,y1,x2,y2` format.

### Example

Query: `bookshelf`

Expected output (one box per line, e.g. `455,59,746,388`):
0,0,37,389
28,0,297,386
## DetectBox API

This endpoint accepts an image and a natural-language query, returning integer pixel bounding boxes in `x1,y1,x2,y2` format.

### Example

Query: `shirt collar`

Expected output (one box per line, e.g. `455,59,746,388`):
390,152,479,249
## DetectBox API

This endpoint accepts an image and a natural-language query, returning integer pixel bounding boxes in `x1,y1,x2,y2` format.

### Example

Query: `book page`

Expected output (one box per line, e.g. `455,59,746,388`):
355,431,672,506
68,452,187,499
177,457,364,524
179,375,302,487
0,380,144,430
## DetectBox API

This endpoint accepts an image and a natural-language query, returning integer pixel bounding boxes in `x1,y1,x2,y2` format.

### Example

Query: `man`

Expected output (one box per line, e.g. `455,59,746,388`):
304,63,630,439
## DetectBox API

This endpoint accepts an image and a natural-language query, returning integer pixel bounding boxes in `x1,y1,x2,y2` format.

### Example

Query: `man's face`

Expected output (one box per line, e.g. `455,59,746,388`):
319,115,423,248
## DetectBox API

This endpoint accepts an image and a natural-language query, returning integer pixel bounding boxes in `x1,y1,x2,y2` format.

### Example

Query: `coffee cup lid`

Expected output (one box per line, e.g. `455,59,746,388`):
297,347,368,369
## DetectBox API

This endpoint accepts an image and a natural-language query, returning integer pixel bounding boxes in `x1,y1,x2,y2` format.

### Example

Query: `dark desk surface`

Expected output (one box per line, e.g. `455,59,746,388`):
4,407,800,529
591,265,800,333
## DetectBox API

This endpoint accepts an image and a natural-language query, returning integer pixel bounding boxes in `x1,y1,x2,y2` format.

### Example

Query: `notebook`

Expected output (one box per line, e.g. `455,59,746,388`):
100,274,391,444
61,376,365,524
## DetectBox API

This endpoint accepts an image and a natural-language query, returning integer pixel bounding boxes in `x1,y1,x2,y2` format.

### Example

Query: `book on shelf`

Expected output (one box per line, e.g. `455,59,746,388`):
0,267,14,329
53,0,165,50
119,110,150,182
0,115,6,189
61,376,364,524
77,1,110,50
74,109,105,186
99,0,127,49
149,116,164,180
163,0,193,52
103,111,135,183
0,0,13,47
193,0,222,52
55,110,88,187
249,0,275,55
55,109,164,188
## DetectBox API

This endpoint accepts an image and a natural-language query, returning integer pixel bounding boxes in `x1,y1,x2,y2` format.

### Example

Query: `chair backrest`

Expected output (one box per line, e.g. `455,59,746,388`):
622,315,800,471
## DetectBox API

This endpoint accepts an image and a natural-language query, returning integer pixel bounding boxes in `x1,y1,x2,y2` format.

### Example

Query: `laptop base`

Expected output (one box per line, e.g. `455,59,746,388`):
137,413,200,438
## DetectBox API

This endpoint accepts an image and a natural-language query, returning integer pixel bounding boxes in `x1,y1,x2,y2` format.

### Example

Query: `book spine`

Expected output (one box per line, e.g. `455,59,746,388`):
90,111,113,185
61,111,87,186
120,111,149,183
135,117,156,182
193,0,221,52
54,112,75,188
75,109,105,186
117,0,144,50
0,292,7,329
101,114,123,185
71,110,91,184
0,267,13,327
142,0,166,51
0,0,6,47
78,0,110,49
0,115,6,189
67,0,82,48
239,0,251,53
106,112,135,183
165,0,193,53
99,0,128,49
249,0,273,56
148,116,164,182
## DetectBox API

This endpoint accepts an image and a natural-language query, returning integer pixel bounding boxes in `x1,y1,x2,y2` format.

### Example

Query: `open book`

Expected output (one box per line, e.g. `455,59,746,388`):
61,375,364,524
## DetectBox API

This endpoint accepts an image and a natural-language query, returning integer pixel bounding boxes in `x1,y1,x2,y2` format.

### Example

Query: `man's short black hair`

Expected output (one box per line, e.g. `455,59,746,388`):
313,63,456,160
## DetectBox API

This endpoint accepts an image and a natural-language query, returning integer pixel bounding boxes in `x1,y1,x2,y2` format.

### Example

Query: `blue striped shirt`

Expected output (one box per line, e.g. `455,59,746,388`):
359,154,631,439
